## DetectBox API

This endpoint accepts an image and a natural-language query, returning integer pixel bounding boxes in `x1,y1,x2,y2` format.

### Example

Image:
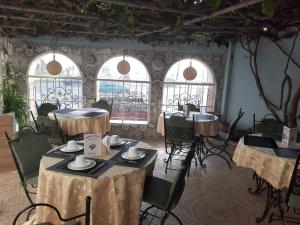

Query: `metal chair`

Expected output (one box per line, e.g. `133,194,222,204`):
35,100,59,117
201,108,244,169
5,127,52,204
92,99,114,118
13,196,91,225
31,112,66,146
163,112,196,174
141,142,196,225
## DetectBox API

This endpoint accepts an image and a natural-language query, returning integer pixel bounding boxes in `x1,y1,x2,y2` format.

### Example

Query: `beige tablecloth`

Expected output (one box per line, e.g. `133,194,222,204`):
233,138,298,189
157,112,219,137
49,108,111,136
36,142,156,225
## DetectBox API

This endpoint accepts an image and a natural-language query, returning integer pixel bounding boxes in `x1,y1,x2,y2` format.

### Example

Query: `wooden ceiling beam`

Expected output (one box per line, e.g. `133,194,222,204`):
136,0,263,37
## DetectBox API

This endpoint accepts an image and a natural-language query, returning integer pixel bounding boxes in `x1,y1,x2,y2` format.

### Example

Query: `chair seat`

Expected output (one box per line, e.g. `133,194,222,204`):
24,169,39,185
143,176,172,210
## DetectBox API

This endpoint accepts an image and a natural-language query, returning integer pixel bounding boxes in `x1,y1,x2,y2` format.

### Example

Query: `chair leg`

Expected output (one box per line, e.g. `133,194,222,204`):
140,205,155,221
26,207,35,221
169,211,183,225
24,185,34,205
160,212,169,225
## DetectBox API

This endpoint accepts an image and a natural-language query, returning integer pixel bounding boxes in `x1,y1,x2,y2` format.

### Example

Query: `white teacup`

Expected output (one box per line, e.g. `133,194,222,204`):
128,147,138,158
110,135,120,144
75,155,87,168
67,140,77,150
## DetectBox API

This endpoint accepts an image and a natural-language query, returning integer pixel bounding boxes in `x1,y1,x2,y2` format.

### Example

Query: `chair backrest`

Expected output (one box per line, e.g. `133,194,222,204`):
164,112,195,144
36,114,66,145
35,101,59,117
166,144,196,211
252,114,283,134
285,154,300,208
92,99,113,117
13,196,91,225
225,108,244,143
5,127,52,181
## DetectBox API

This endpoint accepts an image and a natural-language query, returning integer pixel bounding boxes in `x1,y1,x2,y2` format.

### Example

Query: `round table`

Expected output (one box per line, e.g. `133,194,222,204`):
36,141,157,225
48,108,111,136
156,111,219,137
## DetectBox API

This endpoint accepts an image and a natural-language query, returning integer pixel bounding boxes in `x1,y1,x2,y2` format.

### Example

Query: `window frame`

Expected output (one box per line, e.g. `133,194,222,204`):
96,56,151,125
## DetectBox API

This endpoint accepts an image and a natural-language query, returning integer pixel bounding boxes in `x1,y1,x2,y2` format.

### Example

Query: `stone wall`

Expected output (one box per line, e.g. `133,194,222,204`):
9,40,226,139
0,38,12,114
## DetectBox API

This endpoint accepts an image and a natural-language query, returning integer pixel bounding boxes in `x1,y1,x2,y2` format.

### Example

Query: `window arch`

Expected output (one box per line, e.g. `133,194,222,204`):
162,58,216,112
97,56,150,124
28,52,83,112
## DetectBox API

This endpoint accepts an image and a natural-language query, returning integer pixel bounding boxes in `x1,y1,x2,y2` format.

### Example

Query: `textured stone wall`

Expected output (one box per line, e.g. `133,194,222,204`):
0,38,12,114
9,41,226,139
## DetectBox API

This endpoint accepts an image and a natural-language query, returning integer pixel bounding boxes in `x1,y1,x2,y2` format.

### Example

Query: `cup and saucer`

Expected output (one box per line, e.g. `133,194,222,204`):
121,147,146,160
68,155,96,171
110,135,125,147
60,140,83,153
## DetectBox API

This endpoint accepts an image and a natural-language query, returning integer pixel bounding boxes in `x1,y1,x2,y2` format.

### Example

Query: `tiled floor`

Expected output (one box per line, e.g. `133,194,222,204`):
0,139,288,225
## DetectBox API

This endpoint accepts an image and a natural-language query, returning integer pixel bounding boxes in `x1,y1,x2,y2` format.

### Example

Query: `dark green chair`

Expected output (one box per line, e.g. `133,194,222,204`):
92,99,113,118
5,127,52,204
13,196,91,225
35,100,60,117
32,113,66,146
252,114,284,135
141,143,196,225
177,101,199,112
163,112,195,174
201,108,244,169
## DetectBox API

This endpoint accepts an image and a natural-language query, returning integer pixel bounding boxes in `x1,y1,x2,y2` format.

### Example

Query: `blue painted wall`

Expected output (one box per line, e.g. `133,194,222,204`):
227,36,300,130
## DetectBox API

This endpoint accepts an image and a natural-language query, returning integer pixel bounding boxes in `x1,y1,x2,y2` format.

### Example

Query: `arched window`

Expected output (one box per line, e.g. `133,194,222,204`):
97,56,150,124
28,52,82,112
162,59,216,112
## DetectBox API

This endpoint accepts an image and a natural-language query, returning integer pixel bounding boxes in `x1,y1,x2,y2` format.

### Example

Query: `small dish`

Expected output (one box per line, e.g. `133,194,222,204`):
67,159,96,171
110,139,126,147
60,145,83,153
121,151,146,160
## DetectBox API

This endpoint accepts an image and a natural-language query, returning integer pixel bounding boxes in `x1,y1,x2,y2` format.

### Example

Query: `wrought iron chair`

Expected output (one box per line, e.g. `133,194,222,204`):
252,113,284,136
5,127,52,205
163,112,195,174
92,99,114,118
35,100,59,117
13,196,91,225
32,112,66,146
141,142,196,225
281,153,300,224
177,101,199,112
200,108,244,169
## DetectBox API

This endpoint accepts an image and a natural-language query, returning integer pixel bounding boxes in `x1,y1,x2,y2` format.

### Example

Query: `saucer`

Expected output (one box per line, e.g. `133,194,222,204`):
110,139,126,147
67,159,96,171
121,151,146,160
60,145,83,153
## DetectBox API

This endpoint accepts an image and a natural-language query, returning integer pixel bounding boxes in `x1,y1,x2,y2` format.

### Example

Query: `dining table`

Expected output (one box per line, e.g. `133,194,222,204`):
233,134,300,223
48,108,111,136
156,111,219,137
35,139,157,225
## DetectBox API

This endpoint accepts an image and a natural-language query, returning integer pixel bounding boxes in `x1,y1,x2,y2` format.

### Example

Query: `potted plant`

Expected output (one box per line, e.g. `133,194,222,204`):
2,62,28,128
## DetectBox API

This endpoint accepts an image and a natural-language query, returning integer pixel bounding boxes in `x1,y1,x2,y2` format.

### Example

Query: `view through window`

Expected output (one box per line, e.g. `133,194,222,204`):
28,52,83,113
97,56,150,124
162,59,216,112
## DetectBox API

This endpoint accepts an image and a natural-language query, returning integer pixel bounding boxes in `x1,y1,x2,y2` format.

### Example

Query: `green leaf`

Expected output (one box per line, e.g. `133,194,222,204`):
262,0,279,17
208,0,221,9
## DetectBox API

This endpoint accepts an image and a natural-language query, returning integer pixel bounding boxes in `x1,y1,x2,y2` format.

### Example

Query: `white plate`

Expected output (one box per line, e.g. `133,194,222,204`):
67,159,96,171
60,145,83,153
121,151,146,160
110,140,126,147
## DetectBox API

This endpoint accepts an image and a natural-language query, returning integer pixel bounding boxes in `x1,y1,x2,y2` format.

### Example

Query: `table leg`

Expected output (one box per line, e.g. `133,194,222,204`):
255,181,284,223
248,172,268,195
195,137,207,168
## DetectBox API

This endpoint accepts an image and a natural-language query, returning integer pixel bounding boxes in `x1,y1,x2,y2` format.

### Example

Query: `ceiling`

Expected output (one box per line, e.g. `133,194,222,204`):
0,0,299,46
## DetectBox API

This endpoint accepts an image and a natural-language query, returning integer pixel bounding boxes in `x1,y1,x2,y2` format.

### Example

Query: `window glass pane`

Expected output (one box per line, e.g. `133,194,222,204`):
28,53,82,112
97,56,150,124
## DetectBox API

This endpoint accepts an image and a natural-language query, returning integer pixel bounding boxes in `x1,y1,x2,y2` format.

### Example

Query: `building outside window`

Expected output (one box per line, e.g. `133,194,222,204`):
97,56,150,124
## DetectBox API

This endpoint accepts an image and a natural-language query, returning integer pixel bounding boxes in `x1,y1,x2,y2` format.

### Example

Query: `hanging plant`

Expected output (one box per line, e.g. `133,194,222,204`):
262,0,279,17
207,0,221,9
